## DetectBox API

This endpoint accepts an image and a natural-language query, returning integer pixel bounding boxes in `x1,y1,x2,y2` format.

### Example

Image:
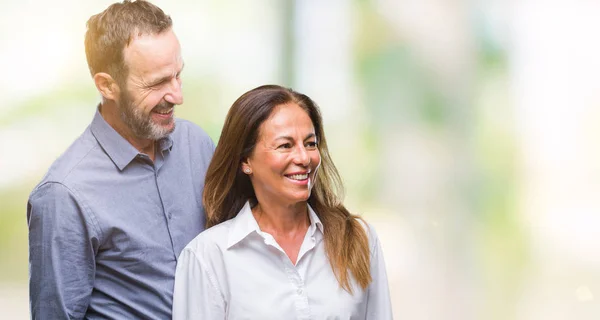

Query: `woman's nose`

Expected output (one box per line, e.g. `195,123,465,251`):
293,146,311,166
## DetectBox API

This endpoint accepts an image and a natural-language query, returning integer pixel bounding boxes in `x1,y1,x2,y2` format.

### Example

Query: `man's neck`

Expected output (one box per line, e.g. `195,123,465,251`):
99,102,156,161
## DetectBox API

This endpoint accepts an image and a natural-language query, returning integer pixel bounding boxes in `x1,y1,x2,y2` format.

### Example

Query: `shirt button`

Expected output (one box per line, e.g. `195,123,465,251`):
297,288,303,295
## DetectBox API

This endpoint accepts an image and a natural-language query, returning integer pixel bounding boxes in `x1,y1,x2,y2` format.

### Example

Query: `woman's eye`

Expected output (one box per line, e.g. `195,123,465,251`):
278,143,292,149
306,141,318,148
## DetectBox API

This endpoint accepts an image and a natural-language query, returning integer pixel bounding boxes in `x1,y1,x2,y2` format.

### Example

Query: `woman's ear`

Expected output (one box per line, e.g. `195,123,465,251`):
241,160,252,175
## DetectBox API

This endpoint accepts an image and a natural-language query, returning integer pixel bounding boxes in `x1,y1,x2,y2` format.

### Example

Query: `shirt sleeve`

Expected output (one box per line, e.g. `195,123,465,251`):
365,224,394,319
173,248,226,319
27,182,99,320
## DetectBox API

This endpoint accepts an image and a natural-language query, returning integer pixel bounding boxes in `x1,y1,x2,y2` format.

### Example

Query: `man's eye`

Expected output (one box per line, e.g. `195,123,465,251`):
151,80,167,88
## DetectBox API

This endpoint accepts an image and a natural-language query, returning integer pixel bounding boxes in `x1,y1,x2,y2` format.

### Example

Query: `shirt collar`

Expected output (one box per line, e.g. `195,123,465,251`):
307,203,324,235
226,202,260,249
90,106,173,170
158,134,174,154
226,201,324,249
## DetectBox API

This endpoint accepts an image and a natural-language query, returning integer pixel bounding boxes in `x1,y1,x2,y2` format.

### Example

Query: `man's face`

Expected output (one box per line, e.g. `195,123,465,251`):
118,28,184,140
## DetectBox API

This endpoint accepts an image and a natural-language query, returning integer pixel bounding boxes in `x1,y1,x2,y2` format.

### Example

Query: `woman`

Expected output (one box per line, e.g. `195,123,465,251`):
173,85,393,319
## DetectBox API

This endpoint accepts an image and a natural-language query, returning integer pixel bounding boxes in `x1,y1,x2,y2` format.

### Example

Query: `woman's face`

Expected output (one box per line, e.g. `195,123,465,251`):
243,103,321,207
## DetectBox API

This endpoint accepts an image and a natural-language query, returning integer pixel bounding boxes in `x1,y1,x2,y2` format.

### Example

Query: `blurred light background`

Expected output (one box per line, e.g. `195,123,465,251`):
1,0,600,319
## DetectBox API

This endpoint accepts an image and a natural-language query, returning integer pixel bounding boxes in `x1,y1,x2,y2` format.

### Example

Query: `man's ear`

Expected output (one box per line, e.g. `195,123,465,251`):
93,72,120,101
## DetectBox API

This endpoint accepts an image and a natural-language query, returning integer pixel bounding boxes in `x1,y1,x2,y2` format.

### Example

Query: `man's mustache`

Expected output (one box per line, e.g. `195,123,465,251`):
153,101,174,112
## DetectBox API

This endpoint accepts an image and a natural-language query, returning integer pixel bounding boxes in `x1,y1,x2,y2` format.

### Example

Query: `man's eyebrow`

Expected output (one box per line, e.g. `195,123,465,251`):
147,62,185,86
147,75,169,87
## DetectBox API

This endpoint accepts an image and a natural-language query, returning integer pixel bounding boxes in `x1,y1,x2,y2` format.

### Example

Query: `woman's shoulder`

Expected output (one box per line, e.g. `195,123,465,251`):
182,219,236,256
354,217,381,252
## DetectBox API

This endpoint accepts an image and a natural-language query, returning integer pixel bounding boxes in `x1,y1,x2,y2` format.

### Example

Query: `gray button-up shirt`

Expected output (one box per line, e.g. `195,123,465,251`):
27,109,214,319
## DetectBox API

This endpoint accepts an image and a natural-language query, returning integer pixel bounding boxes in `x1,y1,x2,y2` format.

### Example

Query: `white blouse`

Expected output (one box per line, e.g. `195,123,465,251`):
173,202,393,320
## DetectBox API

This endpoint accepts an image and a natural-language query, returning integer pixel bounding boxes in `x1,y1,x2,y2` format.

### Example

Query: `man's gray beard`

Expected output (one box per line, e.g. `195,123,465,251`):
119,91,175,141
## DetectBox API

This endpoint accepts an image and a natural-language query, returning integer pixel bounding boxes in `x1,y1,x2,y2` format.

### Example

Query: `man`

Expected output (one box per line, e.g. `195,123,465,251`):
27,1,213,318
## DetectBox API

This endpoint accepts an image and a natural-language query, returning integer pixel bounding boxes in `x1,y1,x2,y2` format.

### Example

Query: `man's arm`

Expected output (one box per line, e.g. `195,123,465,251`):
28,182,99,319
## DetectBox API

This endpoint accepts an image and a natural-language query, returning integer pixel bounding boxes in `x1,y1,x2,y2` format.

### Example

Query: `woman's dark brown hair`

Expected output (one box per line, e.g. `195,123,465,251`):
203,85,372,293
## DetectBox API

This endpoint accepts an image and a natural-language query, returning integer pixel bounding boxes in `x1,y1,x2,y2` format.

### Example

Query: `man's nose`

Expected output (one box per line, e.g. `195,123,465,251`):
164,77,183,105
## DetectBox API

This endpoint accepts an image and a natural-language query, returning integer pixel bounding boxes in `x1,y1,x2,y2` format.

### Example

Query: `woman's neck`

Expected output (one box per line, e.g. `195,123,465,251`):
252,201,309,237
252,200,311,265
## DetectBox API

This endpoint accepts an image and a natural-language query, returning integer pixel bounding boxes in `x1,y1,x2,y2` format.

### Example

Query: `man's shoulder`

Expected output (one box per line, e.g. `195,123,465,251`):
33,127,100,190
172,119,215,156
174,119,212,141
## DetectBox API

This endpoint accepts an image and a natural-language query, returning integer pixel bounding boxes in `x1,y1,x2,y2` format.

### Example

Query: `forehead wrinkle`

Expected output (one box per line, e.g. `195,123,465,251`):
152,56,184,79
260,106,314,139
123,31,182,79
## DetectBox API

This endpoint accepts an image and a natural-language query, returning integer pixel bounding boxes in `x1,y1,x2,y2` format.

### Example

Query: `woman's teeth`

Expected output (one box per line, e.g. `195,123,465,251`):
288,174,308,180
